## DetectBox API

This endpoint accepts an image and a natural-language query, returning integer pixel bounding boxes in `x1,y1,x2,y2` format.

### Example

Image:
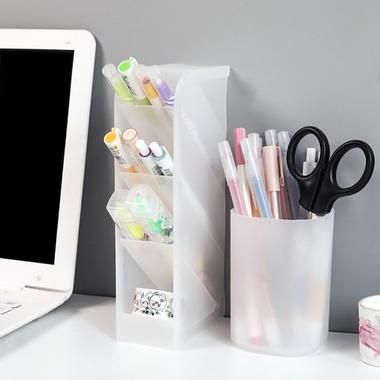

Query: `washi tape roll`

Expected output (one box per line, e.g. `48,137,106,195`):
133,288,174,319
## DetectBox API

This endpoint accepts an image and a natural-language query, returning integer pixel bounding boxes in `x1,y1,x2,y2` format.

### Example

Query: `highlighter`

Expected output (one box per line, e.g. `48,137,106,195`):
104,128,137,173
102,64,136,103
118,58,150,105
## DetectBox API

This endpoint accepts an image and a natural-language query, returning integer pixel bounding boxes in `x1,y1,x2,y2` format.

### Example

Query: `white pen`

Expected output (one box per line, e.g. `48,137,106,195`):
135,140,163,175
149,142,174,176
234,128,253,217
303,148,318,175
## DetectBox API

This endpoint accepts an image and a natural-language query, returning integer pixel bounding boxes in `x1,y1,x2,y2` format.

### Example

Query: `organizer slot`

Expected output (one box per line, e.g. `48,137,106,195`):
120,239,173,292
117,100,174,157
116,312,176,348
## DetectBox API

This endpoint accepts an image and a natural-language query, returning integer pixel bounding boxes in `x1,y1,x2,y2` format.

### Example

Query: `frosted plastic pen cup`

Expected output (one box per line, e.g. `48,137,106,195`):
230,210,335,356
359,295,380,367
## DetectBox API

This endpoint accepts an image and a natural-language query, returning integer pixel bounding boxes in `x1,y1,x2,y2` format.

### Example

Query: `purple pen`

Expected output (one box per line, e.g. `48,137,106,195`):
148,66,175,106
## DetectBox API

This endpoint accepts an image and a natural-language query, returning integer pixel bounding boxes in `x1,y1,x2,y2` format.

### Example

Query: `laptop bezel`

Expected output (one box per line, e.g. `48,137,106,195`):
0,29,95,291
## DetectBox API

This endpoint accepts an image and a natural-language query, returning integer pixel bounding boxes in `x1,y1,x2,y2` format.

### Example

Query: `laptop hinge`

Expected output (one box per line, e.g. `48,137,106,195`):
0,283,26,291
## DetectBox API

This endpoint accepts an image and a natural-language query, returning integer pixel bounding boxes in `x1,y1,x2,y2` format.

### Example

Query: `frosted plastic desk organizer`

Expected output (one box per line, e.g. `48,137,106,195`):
109,65,229,349
230,210,335,356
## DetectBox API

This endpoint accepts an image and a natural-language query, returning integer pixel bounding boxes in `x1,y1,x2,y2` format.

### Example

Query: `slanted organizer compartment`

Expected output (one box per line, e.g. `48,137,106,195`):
107,65,229,349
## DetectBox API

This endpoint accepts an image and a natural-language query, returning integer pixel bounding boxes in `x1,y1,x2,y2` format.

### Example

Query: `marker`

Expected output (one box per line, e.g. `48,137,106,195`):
102,64,136,103
234,128,253,217
118,58,150,105
148,66,175,106
104,128,137,173
218,141,249,216
135,140,163,175
241,138,273,218
149,142,174,176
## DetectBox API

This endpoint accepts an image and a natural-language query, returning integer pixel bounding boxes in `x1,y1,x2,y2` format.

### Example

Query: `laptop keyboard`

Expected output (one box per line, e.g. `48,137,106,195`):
0,298,22,315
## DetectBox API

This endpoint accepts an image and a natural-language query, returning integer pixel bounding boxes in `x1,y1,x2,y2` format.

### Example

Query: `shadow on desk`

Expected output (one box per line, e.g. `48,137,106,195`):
0,294,115,359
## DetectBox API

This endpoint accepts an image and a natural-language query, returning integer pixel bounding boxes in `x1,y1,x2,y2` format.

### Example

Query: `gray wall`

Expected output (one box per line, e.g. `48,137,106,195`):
1,0,379,333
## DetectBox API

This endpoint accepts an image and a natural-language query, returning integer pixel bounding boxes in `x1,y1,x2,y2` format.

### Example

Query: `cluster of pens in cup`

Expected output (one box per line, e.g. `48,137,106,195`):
219,128,302,220
104,57,176,245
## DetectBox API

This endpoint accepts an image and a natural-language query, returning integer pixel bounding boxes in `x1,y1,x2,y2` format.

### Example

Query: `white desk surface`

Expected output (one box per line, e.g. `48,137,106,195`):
0,294,378,380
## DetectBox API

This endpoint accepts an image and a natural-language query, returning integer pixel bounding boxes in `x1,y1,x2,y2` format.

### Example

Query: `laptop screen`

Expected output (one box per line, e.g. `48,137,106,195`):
0,49,74,264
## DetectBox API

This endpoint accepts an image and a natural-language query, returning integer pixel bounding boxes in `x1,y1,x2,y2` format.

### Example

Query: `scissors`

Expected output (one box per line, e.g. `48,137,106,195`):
287,126,375,216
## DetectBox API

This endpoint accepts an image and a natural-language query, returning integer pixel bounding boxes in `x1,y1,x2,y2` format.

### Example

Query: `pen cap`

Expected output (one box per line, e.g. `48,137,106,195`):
306,147,317,163
148,66,175,106
149,142,164,158
122,128,139,146
218,141,238,182
265,129,278,146
240,138,262,179
136,139,150,157
278,131,291,151
102,63,118,80
262,146,281,191
104,127,122,146
234,128,246,165
248,133,262,159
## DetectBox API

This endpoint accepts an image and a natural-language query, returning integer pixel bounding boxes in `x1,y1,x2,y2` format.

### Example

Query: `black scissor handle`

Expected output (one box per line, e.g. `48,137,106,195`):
325,140,375,199
287,126,330,211
287,126,330,180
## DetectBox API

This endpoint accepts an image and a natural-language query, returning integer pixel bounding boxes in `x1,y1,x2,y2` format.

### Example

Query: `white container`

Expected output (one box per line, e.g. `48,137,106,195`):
230,210,335,356
111,65,229,349
359,295,380,367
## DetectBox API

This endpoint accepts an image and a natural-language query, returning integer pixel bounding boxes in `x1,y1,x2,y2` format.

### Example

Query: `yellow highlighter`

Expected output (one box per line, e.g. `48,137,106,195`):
104,128,137,173
116,202,146,240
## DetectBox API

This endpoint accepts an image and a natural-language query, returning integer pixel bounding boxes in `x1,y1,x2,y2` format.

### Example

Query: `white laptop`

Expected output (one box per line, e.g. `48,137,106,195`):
0,29,95,337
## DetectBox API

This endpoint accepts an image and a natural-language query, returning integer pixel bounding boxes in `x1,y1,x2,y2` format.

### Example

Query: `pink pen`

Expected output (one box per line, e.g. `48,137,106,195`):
218,141,249,216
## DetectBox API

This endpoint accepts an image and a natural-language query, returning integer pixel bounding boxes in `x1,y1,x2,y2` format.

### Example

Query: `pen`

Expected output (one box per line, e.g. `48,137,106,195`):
218,141,249,216
303,147,318,175
118,58,150,105
241,138,272,218
102,64,136,103
149,142,174,176
302,147,319,219
234,128,253,217
248,133,265,188
136,139,163,176
262,130,284,219
278,131,301,219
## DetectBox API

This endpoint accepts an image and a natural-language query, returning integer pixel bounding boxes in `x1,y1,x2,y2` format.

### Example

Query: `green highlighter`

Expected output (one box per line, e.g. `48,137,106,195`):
102,64,136,103
126,184,173,244
118,58,150,105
